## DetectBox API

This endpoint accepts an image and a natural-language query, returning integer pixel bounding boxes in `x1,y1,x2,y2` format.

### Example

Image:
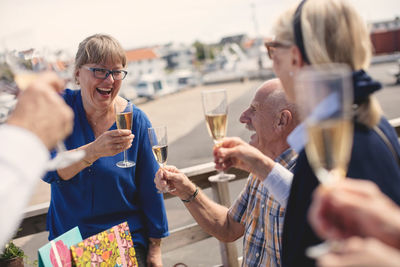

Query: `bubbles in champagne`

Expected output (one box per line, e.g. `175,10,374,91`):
116,112,133,130
152,145,168,164
205,113,227,142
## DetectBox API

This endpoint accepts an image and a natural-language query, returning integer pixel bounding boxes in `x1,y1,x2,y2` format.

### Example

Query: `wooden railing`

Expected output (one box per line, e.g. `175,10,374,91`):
16,118,400,267
16,162,249,267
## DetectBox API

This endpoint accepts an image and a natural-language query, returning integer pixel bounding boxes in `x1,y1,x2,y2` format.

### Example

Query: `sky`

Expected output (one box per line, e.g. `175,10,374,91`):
0,0,399,55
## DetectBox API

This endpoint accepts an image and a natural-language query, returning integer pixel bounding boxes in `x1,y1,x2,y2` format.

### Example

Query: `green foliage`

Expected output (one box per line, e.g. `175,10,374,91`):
193,41,206,61
0,62,15,83
0,241,24,260
193,40,216,63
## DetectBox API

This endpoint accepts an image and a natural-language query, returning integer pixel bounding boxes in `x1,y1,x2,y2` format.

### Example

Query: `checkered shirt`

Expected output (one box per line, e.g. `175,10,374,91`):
228,148,297,267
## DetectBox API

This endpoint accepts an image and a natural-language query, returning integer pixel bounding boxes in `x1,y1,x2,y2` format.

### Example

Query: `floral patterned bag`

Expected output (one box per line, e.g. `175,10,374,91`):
38,226,83,267
70,222,138,267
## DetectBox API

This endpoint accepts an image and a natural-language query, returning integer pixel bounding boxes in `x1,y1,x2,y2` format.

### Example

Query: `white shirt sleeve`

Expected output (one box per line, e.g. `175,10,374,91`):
0,125,49,247
262,163,293,208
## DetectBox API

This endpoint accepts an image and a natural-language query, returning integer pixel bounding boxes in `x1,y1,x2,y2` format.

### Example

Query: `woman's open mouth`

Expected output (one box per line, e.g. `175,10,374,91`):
96,87,112,95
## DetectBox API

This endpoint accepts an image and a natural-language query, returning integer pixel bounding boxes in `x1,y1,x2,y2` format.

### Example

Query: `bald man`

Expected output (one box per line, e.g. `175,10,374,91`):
154,79,299,267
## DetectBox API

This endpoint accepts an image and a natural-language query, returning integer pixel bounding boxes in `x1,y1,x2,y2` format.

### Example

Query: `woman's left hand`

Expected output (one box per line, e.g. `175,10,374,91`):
147,239,163,267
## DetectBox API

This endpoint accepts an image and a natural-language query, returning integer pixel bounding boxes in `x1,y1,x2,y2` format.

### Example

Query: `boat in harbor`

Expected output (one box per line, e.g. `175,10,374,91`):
134,73,176,99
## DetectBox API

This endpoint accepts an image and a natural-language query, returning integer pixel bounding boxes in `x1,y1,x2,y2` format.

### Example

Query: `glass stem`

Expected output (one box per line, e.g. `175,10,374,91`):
123,150,128,163
214,139,226,178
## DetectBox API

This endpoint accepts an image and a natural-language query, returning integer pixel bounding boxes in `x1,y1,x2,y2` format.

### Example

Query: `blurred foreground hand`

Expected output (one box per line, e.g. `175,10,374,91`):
7,72,73,149
316,237,400,267
308,179,400,249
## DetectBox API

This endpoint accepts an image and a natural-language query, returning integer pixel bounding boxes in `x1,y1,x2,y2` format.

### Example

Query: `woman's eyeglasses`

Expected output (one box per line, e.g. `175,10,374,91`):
84,66,128,80
264,40,292,59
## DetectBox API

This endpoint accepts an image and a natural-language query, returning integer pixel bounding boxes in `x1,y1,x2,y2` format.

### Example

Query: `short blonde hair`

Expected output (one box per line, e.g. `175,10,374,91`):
273,0,381,127
74,34,126,74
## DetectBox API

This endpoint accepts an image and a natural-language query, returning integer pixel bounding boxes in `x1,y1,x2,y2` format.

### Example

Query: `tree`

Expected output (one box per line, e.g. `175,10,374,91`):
193,40,206,61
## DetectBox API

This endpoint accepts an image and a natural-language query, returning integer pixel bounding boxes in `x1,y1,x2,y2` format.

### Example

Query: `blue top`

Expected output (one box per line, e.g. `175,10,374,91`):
43,89,169,247
281,118,400,267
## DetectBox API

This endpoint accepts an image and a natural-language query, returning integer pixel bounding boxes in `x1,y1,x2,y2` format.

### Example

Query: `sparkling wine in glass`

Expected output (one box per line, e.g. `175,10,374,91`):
115,101,135,168
296,64,354,185
148,126,175,193
202,89,235,182
295,63,354,258
0,49,85,170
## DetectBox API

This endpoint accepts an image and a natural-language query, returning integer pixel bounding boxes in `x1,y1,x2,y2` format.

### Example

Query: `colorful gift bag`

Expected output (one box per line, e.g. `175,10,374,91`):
38,226,83,267
70,222,138,267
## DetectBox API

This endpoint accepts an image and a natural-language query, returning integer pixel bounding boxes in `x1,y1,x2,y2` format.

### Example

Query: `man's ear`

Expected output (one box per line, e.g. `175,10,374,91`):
277,110,292,130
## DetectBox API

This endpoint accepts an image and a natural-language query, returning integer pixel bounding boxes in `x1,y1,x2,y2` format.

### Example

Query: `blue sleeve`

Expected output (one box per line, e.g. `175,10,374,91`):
134,109,169,238
42,169,62,184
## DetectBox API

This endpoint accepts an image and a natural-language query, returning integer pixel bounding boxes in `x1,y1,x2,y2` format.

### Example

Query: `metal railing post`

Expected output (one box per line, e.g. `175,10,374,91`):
209,178,240,267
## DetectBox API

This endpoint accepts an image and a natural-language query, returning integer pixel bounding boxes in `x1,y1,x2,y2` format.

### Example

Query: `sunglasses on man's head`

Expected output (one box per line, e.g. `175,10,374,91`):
264,40,292,60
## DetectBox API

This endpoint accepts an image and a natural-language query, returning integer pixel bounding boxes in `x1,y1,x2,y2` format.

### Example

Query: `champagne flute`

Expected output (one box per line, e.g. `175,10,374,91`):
115,101,135,168
0,49,85,170
201,89,235,182
148,126,175,193
294,63,354,258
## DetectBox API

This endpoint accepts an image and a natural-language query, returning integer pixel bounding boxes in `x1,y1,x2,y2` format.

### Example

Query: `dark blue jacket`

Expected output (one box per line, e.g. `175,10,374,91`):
282,118,400,267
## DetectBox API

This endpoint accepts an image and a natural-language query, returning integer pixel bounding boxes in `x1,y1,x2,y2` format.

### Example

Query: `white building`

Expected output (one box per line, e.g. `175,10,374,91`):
159,42,196,71
125,47,166,81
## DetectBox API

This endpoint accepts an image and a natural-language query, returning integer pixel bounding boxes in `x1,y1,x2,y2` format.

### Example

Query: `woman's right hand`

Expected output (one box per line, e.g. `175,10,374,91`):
56,129,134,180
86,129,134,160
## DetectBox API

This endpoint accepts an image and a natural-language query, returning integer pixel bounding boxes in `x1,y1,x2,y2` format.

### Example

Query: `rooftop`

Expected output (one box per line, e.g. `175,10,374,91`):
126,47,159,62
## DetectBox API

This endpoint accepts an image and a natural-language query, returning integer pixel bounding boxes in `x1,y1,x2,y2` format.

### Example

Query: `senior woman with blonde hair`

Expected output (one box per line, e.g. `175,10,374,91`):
213,0,400,266
43,34,168,266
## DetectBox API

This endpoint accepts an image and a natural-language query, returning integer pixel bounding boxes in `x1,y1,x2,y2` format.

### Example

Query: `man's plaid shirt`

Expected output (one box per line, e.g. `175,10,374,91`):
228,148,297,267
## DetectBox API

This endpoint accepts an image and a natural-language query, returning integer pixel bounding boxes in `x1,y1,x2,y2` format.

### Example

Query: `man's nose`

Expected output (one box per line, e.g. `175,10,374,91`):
239,110,249,124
